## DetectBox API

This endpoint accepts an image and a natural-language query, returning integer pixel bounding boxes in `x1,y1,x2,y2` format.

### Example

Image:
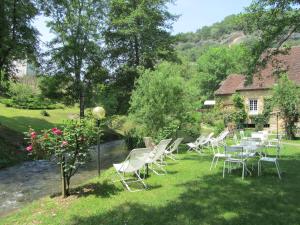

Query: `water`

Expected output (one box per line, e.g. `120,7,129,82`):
0,140,127,217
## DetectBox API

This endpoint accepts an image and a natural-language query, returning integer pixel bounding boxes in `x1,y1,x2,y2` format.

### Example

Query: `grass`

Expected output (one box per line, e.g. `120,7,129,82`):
0,103,79,168
0,103,79,133
1,143,300,225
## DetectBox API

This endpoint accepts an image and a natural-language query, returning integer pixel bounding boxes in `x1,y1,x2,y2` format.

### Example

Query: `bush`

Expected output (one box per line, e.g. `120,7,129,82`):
129,62,199,140
213,120,225,135
2,82,64,110
40,110,50,117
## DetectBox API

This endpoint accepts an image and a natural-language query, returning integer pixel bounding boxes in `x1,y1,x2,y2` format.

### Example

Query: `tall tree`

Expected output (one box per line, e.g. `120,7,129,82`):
103,0,177,114
243,0,300,81
105,0,177,69
0,0,38,91
40,0,107,117
197,45,252,100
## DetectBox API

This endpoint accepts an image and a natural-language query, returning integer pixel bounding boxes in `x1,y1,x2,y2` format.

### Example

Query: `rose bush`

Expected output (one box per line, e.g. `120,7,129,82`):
25,117,100,197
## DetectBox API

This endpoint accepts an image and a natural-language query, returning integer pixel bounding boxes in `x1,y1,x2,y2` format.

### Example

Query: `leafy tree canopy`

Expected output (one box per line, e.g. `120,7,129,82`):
0,0,39,91
243,0,300,81
129,62,199,139
197,44,252,100
273,74,300,139
39,0,107,117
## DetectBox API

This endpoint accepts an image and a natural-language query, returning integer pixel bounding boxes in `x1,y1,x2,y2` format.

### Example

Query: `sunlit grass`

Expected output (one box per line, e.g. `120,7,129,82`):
1,143,299,225
0,103,79,133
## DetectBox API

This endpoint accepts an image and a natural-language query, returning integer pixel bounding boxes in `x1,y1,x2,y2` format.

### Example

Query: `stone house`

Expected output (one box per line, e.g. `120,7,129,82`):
214,46,300,131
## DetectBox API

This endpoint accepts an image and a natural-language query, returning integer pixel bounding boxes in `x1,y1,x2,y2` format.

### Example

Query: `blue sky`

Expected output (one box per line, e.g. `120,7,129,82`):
34,0,253,44
168,0,252,34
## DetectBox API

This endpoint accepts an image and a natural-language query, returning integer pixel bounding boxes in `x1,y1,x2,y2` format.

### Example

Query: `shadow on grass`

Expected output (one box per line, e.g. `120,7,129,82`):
69,154,300,225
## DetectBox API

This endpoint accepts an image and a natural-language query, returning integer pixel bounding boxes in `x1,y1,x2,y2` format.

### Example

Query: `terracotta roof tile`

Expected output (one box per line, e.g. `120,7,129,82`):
215,74,245,95
215,46,300,95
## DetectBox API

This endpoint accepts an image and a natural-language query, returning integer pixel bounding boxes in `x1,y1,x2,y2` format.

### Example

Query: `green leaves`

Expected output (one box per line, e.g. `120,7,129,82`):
129,62,199,139
197,45,252,99
273,74,300,139
0,0,38,79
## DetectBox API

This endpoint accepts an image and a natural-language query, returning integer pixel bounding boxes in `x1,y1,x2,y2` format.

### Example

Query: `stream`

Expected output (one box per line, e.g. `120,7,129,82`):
0,140,127,217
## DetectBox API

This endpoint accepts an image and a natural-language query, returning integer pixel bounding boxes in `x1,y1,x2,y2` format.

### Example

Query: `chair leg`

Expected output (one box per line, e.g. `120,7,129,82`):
135,171,147,188
210,156,215,170
242,163,245,180
275,160,281,179
223,161,226,178
214,157,219,168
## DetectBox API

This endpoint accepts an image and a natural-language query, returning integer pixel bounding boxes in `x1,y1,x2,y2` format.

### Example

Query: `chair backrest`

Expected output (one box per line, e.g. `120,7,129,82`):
195,135,205,144
144,137,156,150
122,148,152,173
149,139,172,162
202,132,214,144
240,130,245,139
218,130,229,141
233,134,239,145
225,146,244,160
167,138,184,153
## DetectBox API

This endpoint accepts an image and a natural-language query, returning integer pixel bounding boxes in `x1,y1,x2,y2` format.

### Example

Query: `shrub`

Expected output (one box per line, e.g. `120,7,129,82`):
4,82,63,110
41,110,50,117
213,120,225,135
25,118,99,197
129,62,199,140
273,74,300,139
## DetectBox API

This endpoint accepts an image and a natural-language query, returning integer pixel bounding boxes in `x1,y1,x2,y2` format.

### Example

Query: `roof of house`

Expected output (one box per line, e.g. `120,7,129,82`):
215,46,300,95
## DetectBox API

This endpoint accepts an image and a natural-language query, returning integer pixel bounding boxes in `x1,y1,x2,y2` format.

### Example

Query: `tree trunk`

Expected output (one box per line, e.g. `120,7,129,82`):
61,155,67,198
79,85,85,118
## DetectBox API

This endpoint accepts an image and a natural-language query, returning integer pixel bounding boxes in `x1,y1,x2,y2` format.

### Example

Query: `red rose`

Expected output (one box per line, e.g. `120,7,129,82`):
52,128,62,135
26,145,33,152
31,132,37,139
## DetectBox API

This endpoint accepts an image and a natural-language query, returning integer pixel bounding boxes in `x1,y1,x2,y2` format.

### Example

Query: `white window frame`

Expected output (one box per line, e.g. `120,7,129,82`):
249,99,258,115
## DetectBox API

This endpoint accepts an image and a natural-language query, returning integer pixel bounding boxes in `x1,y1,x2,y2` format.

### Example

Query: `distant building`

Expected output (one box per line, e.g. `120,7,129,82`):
13,60,36,77
215,46,300,131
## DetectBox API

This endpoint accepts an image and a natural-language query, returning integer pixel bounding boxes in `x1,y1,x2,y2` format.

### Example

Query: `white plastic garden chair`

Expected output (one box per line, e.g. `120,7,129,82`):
146,138,172,175
143,137,156,150
210,138,230,170
258,142,282,179
240,130,247,140
164,138,184,160
113,148,152,192
223,146,250,180
215,129,229,146
187,135,205,152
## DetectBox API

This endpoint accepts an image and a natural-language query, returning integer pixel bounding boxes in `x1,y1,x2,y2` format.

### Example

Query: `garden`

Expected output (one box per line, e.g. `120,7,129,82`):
1,0,300,224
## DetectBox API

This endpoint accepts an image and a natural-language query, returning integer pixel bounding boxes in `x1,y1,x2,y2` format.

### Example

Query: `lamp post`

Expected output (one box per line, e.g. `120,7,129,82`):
92,106,106,176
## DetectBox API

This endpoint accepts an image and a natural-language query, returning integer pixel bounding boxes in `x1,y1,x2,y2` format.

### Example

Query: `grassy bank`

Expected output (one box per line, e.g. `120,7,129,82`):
0,104,79,168
1,143,299,225
0,103,79,133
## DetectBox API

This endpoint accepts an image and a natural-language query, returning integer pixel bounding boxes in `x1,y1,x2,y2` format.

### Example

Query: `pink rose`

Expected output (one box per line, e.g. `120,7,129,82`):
52,128,62,135
61,141,68,147
31,132,37,139
26,145,33,152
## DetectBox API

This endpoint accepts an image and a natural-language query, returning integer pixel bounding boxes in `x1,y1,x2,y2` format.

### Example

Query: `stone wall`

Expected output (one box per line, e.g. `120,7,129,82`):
216,89,286,132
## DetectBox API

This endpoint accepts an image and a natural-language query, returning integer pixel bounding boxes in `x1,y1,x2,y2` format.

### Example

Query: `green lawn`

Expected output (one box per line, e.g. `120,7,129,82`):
0,103,79,133
1,143,299,225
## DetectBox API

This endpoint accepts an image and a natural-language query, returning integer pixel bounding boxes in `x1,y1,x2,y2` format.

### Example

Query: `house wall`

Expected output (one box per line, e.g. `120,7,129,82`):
237,89,271,116
216,89,285,132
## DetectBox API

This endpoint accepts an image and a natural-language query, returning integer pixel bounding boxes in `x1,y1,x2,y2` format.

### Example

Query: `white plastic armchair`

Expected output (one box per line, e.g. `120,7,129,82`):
113,148,152,192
